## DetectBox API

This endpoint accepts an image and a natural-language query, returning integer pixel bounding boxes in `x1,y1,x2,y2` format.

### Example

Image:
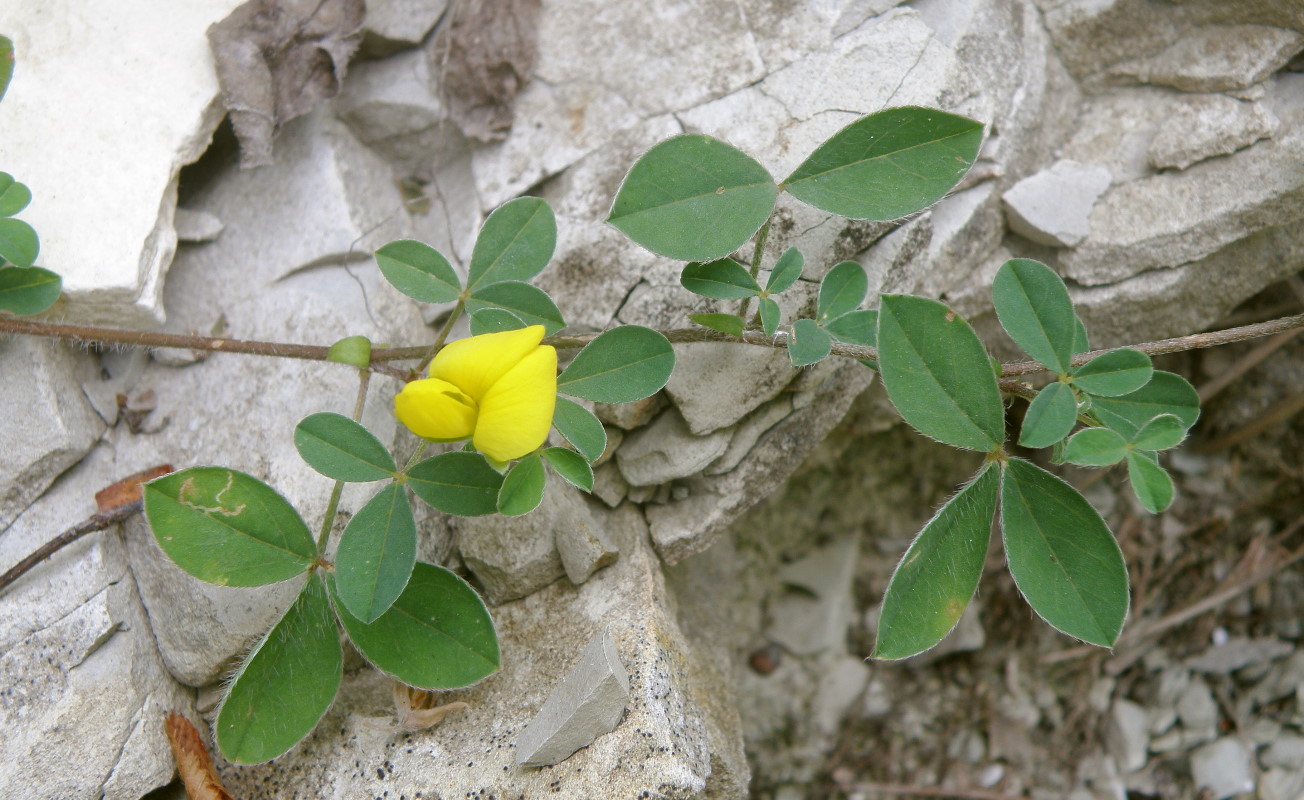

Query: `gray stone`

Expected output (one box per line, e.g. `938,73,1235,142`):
706,397,794,476
173,208,224,242
1187,636,1295,674
1190,737,1255,800
765,535,858,656
1002,159,1113,248
516,627,630,766
553,496,620,586
1261,732,1304,770
616,409,733,487
1111,24,1304,93
811,656,870,736
665,343,797,436
362,0,447,53
1104,699,1150,774
456,487,568,605
1259,768,1304,800
1149,95,1278,170
0,1,243,326
590,462,629,508
1177,677,1219,744
0,338,105,529
594,394,667,432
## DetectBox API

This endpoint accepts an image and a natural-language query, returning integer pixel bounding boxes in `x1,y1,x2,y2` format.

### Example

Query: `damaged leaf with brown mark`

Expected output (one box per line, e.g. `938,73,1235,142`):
430,0,540,142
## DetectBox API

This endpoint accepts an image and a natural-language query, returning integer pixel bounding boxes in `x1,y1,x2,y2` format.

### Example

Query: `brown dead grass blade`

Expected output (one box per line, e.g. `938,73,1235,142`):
165,712,235,800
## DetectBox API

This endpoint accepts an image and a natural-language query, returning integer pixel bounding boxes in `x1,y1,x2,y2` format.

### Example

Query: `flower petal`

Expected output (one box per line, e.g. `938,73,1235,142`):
429,325,546,404
473,345,557,461
394,378,478,441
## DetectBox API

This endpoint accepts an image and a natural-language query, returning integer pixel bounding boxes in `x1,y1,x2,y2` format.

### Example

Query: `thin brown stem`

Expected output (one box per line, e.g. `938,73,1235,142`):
0,500,142,595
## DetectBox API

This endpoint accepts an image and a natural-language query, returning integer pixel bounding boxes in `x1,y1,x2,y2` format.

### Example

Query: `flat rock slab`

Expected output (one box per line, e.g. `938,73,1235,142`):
1111,24,1304,92
1149,94,1277,170
0,0,245,326
1001,159,1112,248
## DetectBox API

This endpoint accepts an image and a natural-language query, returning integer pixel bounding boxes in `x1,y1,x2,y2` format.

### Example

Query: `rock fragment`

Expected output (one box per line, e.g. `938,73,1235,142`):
1189,737,1254,800
1149,95,1277,170
1112,25,1304,93
1104,698,1149,773
1001,159,1112,248
616,409,732,487
515,627,630,767
1185,635,1294,674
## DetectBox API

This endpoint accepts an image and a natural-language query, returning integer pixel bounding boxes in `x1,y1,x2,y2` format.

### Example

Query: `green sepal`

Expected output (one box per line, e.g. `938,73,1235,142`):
325,335,372,368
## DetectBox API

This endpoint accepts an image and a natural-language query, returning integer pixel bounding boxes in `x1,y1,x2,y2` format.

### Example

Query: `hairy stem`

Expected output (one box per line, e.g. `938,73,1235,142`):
737,219,772,318
0,501,142,595
315,369,372,553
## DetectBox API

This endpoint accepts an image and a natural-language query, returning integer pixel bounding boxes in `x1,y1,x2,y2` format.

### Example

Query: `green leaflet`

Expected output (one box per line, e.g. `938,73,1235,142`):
294,412,396,482
557,326,675,403
333,483,417,623
992,259,1076,375
1018,381,1076,449
468,197,556,289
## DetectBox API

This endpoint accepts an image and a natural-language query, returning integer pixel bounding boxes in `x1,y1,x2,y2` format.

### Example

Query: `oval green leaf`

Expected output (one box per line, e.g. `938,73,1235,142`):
326,335,372,368
406,451,504,516
1071,348,1153,397
294,412,397,482
873,464,998,660
1131,413,1187,452
0,217,39,267
331,562,499,689
818,261,868,322
1018,381,1077,449
1063,427,1128,466
498,453,545,516
789,318,831,367
468,197,556,290
143,467,316,586
1126,451,1175,513
1091,371,1200,438
470,307,527,335
993,258,1076,374
375,239,461,304
0,173,32,217
552,397,607,463
558,325,675,403
334,483,417,623
607,134,777,262
215,573,341,764
680,259,761,299
876,294,1005,452
765,246,804,294
783,107,983,220
466,280,565,336
0,36,13,104
542,447,594,492
1000,458,1129,647
758,296,782,337
689,312,744,337
824,309,877,347
0,265,60,315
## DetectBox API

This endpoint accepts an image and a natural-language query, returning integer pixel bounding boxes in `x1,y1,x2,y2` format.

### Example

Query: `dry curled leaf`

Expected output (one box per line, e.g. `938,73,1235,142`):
164,712,235,800
395,683,469,731
94,464,174,512
430,0,540,142
208,0,366,167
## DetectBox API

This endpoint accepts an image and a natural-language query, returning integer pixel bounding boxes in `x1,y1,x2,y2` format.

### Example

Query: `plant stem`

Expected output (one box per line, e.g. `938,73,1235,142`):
738,219,772,318
315,369,372,554
0,500,142,595
415,297,466,377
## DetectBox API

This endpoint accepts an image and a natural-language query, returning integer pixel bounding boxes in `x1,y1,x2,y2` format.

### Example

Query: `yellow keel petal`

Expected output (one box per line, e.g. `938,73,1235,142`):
394,378,478,441
473,345,557,461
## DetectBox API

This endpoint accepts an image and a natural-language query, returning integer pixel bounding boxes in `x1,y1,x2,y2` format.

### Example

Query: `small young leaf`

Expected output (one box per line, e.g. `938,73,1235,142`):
215,574,341,765
468,197,556,290
0,217,39,266
326,335,372,368
689,312,745,337
758,296,781,337
680,259,762,299
0,36,13,104
818,261,868,322
407,451,504,516
144,468,316,586
333,483,417,623
1000,458,1129,647
1091,371,1200,438
552,397,607,463
876,294,1005,452
1071,348,1153,397
1131,414,1187,452
1018,381,1077,449
824,309,877,347
1126,451,1175,513
466,280,565,335
873,464,998,660
0,265,60,315
0,173,32,217
498,453,546,516
783,107,983,220
788,318,831,366
294,412,396,482
470,307,527,335
331,562,499,689
542,447,594,492
557,325,675,403
607,134,777,262
992,258,1076,374
766,247,804,294
374,240,461,304
1063,427,1128,466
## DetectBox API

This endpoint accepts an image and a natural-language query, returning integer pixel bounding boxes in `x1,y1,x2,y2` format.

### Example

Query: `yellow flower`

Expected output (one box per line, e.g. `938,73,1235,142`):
395,326,557,462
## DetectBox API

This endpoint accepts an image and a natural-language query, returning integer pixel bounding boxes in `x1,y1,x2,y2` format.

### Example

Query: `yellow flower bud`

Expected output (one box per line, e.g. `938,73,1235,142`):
395,326,557,462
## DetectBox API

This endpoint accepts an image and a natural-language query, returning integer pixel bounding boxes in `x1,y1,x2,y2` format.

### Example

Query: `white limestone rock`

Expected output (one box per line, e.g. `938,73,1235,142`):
1190,737,1255,800
1111,24,1304,93
1104,699,1150,774
616,408,733,487
363,0,448,54
664,344,797,436
1002,160,1113,248
173,208,225,243
553,496,620,586
516,627,630,767
706,396,794,476
1149,95,1278,170
765,535,858,656
1260,768,1304,800
455,488,567,605
0,0,245,326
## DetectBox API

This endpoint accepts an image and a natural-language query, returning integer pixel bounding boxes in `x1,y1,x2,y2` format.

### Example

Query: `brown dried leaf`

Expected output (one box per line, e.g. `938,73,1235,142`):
164,712,235,800
395,683,469,731
430,0,540,142
208,0,366,167
94,464,174,512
